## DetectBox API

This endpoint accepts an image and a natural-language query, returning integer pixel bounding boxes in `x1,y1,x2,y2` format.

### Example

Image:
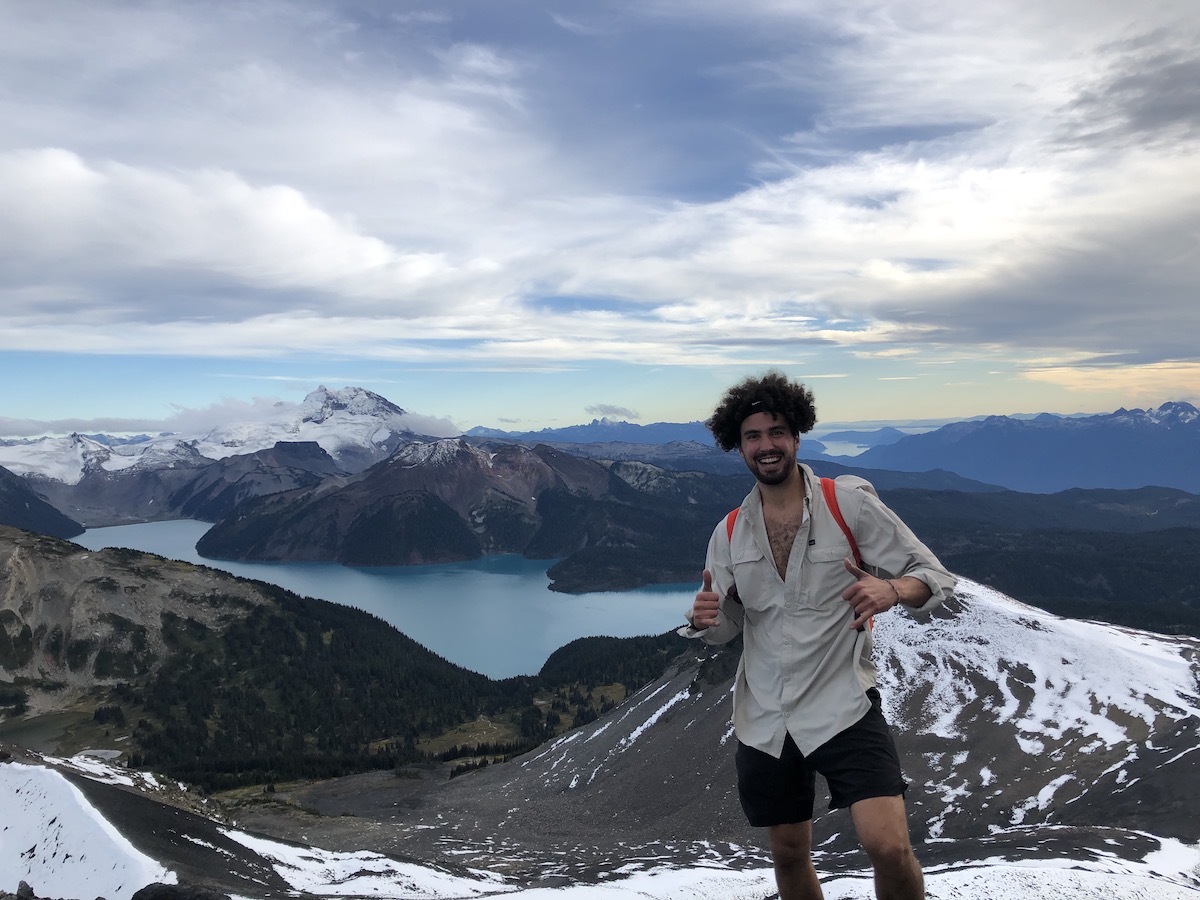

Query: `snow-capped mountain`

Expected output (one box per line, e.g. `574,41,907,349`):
0,386,423,485
357,580,1199,872
3,579,1198,900
195,385,418,472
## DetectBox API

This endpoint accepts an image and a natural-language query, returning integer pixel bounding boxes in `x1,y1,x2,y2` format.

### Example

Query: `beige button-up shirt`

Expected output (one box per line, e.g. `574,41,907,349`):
683,464,956,757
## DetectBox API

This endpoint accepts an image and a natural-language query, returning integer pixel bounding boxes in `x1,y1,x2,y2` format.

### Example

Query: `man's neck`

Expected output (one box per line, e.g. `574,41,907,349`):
757,464,806,515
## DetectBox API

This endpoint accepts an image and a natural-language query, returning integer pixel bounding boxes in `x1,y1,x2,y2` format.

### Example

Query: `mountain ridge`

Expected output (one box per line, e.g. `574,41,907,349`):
4,394,1195,494
855,400,1200,492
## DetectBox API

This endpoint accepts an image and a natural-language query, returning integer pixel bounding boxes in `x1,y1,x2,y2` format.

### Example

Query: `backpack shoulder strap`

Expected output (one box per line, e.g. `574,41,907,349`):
821,477,863,567
822,476,873,632
724,507,739,541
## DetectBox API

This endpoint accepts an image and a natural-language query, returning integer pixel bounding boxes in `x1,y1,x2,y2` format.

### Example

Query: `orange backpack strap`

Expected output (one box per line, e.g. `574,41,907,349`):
725,507,739,541
822,476,872,632
821,477,863,567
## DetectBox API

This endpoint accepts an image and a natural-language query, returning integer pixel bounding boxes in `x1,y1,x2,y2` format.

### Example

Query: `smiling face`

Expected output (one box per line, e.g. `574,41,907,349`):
737,410,799,487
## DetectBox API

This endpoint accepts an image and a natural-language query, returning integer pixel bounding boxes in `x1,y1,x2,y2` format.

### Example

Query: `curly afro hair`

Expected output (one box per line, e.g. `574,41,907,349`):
706,371,817,452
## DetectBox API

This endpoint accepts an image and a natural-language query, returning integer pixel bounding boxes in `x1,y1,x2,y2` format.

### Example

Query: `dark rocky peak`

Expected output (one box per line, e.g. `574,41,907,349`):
253,440,342,473
0,467,84,538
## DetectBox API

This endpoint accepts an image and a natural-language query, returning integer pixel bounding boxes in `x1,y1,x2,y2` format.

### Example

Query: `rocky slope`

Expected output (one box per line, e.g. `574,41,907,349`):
0,526,268,715
0,465,83,539
250,579,1198,879
194,439,749,570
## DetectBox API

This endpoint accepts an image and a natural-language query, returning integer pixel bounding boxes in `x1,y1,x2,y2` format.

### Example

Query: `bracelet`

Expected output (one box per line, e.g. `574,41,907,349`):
886,580,901,608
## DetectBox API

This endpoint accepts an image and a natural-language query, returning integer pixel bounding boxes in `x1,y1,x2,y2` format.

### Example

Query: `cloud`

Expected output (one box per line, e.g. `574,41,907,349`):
0,0,1197,418
0,395,460,440
0,150,452,310
586,404,641,420
1024,361,1200,409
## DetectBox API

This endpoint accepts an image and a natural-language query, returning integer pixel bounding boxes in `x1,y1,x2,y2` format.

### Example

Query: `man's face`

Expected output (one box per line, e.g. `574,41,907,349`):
737,411,799,486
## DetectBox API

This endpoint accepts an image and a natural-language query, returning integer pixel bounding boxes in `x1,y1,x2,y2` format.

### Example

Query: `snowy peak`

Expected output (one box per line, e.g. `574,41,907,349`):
0,433,115,485
197,386,418,470
500,580,1200,850
1144,400,1199,427
876,583,1200,842
297,385,409,426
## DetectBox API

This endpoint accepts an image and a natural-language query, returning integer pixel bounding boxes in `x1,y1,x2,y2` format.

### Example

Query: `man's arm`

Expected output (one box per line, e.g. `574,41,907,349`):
841,559,933,631
848,483,957,616
678,526,744,642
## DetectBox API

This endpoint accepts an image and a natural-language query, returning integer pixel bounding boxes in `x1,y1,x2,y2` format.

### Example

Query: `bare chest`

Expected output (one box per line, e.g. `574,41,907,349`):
764,516,804,579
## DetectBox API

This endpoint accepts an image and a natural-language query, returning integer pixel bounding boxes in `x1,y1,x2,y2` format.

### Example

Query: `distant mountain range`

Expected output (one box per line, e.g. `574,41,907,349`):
0,385,423,486
853,401,1200,493
466,417,716,445
469,401,1200,493
3,388,1195,496
1,390,1198,624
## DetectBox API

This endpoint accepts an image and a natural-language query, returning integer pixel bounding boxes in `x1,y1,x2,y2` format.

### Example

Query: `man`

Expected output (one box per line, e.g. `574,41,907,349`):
682,372,955,900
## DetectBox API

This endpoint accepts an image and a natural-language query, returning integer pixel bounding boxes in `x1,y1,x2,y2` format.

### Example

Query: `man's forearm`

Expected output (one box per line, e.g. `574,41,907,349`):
889,575,932,609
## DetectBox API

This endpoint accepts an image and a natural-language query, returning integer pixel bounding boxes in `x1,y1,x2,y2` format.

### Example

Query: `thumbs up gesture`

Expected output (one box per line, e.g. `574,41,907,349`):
841,557,899,631
691,569,722,630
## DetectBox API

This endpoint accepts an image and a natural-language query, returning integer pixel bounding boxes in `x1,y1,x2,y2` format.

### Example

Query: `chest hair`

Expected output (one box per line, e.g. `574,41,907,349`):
765,517,803,579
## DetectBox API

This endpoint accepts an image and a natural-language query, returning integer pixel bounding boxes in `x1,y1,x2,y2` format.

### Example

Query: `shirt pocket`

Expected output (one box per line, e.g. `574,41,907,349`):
801,543,854,609
729,542,773,615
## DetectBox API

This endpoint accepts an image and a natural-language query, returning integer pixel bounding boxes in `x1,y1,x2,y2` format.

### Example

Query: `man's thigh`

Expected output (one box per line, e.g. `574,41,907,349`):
849,793,913,855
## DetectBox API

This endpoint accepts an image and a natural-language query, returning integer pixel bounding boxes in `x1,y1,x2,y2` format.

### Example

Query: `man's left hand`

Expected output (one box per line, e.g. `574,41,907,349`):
841,558,900,631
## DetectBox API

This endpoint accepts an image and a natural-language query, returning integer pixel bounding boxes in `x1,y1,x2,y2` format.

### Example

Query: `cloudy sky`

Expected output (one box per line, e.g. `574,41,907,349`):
2,0,1198,437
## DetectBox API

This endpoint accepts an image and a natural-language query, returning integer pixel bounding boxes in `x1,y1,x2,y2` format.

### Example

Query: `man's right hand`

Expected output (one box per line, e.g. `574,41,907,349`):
690,569,722,630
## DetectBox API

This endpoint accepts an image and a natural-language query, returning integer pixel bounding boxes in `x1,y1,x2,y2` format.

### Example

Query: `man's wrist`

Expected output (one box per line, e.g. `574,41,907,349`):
885,579,901,609
889,576,933,609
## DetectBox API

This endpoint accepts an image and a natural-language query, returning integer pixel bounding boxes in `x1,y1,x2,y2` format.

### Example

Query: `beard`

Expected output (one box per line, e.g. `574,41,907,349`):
753,464,794,486
747,452,797,486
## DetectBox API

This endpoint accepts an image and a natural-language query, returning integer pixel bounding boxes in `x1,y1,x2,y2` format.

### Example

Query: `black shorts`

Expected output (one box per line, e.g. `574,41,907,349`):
735,689,908,827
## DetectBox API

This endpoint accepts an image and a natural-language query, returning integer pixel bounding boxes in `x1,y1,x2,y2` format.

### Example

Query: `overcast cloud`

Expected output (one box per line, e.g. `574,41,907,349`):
1,0,1197,432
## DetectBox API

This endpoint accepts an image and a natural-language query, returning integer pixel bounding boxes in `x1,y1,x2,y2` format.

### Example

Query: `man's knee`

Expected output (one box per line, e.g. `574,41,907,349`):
768,822,814,866
849,794,919,873
861,834,917,873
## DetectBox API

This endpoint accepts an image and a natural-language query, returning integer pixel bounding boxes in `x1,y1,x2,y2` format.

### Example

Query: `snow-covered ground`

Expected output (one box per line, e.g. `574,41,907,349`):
2,758,1198,900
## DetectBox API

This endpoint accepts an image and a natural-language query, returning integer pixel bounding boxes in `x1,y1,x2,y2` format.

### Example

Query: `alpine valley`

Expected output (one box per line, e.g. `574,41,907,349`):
0,534,1196,899
1,386,1199,899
